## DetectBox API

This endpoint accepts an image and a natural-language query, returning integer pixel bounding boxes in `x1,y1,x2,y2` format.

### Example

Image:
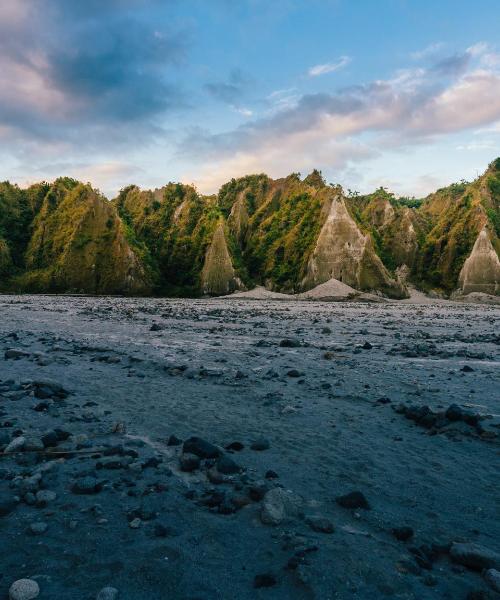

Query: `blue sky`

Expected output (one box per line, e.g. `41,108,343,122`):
1,0,499,198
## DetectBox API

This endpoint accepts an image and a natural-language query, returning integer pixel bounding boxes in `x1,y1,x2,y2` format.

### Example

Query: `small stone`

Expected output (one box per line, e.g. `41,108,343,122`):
179,453,200,472
248,485,268,502
5,436,26,454
461,365,474,372
445,404,463,422
336,491,370,510
129,518,141,529
450,542,500,571
261,488,303,525
484,569,500,593
29,522,48,535
35,490,57,506
250,438,270,451
216,455,241,475
32,380,68,399
72,476,101,495
5,349,31,360
362,341,373,350
265,470,279,479
41,431,59,448
9,579,40,600
392,526,414,541
167,435,182,446
306,516,334,533
286,369,300,378
253,573,277,588
182,436,221,459
96,586,119,600
279,338,301,348
225,441,244,452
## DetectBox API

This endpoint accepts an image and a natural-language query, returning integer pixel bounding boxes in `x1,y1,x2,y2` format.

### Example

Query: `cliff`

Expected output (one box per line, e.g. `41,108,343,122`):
0,158,498,297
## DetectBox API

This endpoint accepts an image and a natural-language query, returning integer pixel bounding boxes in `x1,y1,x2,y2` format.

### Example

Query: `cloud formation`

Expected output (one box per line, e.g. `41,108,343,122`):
183,43,500,193
308,56,351,77
0,0,187,144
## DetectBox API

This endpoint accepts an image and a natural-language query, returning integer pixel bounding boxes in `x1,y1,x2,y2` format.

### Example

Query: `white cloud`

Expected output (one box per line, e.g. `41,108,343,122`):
233,107,253,117
308,56,351,77
181,44,500,194
411,42,444,60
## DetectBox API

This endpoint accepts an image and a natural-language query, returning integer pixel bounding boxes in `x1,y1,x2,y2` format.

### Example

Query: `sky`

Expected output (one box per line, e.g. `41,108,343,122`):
1,0,500,199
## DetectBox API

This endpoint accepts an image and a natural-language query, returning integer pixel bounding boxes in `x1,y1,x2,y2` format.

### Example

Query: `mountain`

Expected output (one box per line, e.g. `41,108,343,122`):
1,178,149,294
0,159,499,297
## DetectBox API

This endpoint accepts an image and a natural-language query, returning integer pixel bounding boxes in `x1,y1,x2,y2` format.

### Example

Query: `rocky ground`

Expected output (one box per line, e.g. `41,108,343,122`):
0,294,499,600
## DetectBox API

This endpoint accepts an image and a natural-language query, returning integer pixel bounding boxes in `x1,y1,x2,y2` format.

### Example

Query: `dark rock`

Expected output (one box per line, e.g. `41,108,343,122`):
54,428,71,441
150,323,163,331
216,455,241,475
279,339,301,348
286,369,300,377
183,436,221,459
446,404,463,422
179,453,200,472
450,542,500,571
362,341,373,350
248,485,268,502
265,470,279,479
306,516,334,533
376,397,391,404
33,379,68,399
4,348,30,360
231,494,251,509
253,573,277,588
392,527,414,541
419,413,437,429
72,476,102,495
225,441,244,452
142,456,162,469
167,435,182,446
41,431,59,448
461,365,474,372
336,491,370,510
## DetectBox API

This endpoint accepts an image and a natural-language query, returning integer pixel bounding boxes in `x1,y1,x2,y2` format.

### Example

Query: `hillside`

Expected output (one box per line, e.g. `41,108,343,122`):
0,159,499,297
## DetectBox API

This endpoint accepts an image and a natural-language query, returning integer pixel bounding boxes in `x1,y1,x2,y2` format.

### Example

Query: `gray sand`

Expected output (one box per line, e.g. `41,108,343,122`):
0,295,499,599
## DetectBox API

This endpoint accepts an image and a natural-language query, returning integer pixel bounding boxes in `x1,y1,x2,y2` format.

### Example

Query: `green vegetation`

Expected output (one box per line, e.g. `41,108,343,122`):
0,157,499,296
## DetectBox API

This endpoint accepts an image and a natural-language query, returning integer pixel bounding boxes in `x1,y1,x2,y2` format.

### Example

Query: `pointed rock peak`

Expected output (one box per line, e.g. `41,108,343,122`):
201,220,243,296
458,228,500,295
302,191,407,298
303,169,327,189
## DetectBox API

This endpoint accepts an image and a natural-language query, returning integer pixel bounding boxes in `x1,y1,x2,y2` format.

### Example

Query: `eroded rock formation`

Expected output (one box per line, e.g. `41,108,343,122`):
302,194,408,298
458,228,500,295
201,221,243,295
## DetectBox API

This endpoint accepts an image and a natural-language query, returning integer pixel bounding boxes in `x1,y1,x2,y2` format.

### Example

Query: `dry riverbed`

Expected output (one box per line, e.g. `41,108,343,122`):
0,295,499,600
